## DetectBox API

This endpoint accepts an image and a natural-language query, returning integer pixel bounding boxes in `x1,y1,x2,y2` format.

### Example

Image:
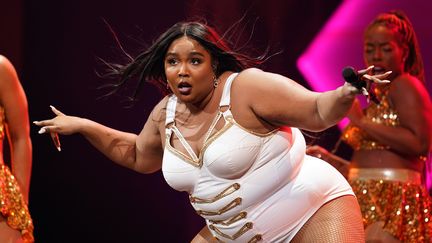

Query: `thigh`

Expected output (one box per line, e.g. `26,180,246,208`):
191,225,218,243
291,195,365,243
0,215,23,243
364,222,401,243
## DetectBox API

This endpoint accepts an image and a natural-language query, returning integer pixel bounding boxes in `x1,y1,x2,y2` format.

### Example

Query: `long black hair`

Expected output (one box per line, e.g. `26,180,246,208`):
102,21,265,100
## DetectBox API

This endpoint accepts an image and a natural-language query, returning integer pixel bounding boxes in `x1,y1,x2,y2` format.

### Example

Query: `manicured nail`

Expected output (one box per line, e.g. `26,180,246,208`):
38,128,46,134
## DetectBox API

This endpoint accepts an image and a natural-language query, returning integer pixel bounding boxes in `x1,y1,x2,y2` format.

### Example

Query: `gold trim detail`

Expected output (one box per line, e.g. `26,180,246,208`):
210,211,247,226
198,122,233,162
248,234,263,243
196,197,242,216
226,115,278,137
190,183,240,204
209,221,253,240
214,237,225,243
165,120,234,168
166,143,201,167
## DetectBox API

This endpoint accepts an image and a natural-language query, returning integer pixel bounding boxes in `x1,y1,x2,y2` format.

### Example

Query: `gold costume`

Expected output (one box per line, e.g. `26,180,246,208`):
342,87,398,151
341,88,432,242
0,106,34,243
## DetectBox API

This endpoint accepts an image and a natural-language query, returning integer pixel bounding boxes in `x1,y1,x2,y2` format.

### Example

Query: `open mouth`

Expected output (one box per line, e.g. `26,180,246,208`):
373,66,386,74
178,81,192,95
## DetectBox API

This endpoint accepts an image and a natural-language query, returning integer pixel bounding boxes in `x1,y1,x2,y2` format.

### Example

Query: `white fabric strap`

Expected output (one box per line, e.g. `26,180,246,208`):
164,94,199,161
219,73,239,107
203,111,222,142
165,95,177,126
170,125,199,161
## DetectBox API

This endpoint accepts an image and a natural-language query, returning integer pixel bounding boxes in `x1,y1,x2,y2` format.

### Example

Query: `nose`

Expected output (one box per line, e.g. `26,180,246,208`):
178,63,189,77
372,49,382,61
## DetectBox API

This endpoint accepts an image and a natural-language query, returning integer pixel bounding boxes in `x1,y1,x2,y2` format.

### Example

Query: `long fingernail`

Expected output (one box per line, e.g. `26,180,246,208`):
38,128,46,134
33,121,39,124
50,105,55,110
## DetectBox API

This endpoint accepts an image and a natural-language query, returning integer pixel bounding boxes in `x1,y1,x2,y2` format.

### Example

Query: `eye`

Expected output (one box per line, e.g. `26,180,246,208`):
382,47,393,52
191,58,202,65
166,58,178,65
364,47,374,54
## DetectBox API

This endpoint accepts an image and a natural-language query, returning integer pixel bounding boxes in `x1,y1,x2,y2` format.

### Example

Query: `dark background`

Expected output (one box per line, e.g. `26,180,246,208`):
1,0,429,242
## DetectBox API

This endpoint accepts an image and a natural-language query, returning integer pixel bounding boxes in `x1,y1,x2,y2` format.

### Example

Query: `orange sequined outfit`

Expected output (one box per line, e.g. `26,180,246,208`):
0,106,34,243
342,87,398,150
341,88,432,242
349,168,432,242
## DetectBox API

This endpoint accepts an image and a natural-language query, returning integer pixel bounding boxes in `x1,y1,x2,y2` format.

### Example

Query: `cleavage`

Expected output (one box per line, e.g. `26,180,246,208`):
170,111,226,159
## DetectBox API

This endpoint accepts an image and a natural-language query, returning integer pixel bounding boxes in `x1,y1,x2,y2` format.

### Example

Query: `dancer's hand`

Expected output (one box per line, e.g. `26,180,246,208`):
357,65,392,96
33,105,82,151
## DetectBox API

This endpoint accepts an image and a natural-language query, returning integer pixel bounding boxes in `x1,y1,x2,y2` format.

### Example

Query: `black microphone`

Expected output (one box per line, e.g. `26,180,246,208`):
342,66,380,104
342,66,367,90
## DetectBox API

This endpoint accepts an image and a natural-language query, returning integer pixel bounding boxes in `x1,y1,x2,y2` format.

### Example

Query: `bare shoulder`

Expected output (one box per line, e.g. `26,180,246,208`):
237,67,264,77
0,55,7,65
0,55,14,75
0,56,20,99
235,68,299,90
148,95,171,126
389,74,430,103
237,68,282,82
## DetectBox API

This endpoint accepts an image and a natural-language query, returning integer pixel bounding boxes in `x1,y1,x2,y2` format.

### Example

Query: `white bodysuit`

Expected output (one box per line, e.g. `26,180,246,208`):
162,73,354,242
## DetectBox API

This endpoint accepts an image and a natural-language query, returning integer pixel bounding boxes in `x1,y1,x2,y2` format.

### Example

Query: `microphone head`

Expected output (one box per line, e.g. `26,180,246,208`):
342,66,358,84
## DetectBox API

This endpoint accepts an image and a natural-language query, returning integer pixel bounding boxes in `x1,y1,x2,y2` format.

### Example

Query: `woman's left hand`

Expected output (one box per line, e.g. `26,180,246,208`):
359,65,392,83
357,65,392,96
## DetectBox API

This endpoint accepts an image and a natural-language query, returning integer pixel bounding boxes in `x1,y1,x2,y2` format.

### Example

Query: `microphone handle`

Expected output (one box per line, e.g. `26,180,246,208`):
348,78,367,90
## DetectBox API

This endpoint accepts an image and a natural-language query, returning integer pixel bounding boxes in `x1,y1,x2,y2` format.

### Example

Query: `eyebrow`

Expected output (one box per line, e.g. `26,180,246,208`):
165,51,205,57
365,41,392,46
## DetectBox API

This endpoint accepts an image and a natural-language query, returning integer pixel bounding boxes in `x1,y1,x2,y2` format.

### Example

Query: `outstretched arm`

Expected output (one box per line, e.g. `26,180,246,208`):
0,56,32,202
236,68,357,131
236,68,388,132
34,99,166,174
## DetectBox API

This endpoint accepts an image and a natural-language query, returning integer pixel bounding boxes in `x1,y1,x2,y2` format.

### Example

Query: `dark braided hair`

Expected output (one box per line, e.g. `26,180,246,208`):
366,10,425,82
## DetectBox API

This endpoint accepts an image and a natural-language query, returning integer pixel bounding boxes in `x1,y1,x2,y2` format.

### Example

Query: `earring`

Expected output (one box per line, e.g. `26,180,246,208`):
213,76,219,88
166,80,170,90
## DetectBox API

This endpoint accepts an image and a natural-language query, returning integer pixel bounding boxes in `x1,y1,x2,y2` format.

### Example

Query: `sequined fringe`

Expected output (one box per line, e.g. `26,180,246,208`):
0,164,34,243
350,178,432,242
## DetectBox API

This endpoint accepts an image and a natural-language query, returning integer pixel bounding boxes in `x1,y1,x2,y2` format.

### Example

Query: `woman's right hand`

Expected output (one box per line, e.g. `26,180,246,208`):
33,105,83,135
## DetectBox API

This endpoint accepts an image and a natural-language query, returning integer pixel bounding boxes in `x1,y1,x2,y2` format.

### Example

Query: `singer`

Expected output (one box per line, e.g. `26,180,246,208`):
34,21,390,242
307,10,432,242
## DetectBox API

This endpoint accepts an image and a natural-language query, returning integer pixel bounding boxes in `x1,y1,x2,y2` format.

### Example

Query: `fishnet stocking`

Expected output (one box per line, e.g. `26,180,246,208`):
291,195,365,243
